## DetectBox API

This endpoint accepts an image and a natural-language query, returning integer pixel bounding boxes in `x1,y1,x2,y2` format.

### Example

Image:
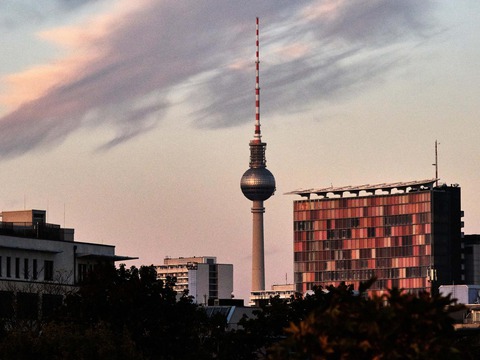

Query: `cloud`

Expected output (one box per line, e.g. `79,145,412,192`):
0,0,102,30
0,0,435,158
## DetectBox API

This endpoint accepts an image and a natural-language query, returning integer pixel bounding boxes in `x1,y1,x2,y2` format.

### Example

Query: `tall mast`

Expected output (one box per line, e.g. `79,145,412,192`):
433,140,439,187
240,18,276,295
254,17,261,143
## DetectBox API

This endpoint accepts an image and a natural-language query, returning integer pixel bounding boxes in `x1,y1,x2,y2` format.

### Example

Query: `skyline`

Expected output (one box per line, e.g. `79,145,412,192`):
1,0,480,300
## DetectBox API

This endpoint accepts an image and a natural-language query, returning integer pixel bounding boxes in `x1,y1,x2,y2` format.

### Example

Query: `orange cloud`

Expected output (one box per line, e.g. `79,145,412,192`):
0,0,150,110
301,0,344,21
275,43,310,61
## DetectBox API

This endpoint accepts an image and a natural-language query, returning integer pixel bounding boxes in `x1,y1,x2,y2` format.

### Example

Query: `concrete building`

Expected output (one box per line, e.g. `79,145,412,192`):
0,209,134,320
240,18,276,294
287,180,464,296
250,283,296,306
439,285,480,326
155,256,233,304
205,305,257,330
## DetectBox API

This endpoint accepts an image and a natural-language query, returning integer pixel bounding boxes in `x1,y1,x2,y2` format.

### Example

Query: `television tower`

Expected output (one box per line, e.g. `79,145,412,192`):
240,18,276,292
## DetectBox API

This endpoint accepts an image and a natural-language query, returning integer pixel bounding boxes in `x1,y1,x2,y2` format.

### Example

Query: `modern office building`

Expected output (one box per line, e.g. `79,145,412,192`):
0,209,135,320
155,256,233,304
288,180,464,296
240,18,276,293
464,234,480,285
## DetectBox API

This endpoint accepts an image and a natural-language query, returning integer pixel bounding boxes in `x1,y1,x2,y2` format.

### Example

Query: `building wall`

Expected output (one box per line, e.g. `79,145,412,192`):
0,210,129,322
0,235,117,286
217,264,234,299
189,264,210,304
293,186,463,296
464,235,480,285
156,257,234,304
2,210,46,224
432,186,463,286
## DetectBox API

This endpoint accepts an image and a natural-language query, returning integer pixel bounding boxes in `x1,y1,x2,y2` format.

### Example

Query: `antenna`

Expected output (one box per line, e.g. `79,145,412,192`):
432,140,439,187
254,17,261,143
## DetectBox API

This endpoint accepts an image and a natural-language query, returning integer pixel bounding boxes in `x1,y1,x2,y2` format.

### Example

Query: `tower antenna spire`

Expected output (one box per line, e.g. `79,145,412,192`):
254,17,261,143
240,18,276,296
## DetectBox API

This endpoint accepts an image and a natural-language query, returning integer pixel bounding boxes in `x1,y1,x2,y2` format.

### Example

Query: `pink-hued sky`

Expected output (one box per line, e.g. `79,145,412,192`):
1,0,479,301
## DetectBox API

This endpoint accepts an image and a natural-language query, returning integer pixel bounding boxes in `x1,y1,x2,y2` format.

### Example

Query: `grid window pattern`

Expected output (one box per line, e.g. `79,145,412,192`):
294,191,434,296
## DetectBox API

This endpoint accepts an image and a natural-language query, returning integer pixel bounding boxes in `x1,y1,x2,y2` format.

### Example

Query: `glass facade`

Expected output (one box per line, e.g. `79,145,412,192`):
293,186,462,296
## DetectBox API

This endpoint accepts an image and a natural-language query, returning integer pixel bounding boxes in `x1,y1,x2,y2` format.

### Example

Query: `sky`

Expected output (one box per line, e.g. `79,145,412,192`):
1,0,479,301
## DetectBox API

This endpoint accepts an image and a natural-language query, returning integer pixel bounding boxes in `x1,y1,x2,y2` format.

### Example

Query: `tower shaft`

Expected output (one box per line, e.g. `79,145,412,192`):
251,200,265,291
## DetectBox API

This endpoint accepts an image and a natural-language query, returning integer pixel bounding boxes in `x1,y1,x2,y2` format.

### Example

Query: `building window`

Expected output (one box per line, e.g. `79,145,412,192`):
6,257,11,278
0,291,14,318
0,256,2,277
15,258,20,279
78,263,88,283
33,259,38,280
17,292,39,320
44,260,54,281
24,259,29,279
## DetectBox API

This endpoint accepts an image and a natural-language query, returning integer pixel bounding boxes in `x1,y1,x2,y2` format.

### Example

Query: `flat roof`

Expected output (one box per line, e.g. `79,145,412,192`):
75,253,138,262
285,179,438,199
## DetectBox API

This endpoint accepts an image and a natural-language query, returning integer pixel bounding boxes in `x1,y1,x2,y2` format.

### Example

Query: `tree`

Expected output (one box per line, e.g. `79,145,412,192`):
0,264,212,359
57,264,210,359
270,281,465,360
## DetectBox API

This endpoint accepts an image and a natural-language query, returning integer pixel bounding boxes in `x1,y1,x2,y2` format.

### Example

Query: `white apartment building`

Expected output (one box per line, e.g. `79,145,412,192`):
0,209,134,320
156,256,233,304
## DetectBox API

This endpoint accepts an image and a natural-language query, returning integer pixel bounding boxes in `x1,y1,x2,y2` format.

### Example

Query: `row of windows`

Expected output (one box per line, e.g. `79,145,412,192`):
294,203,431,221
0,290,63,320
295,204,431,221
298,280,428,294
294,192,431,211
294,255,431,272
296,268,429,284
294,235,431,253
294,213,430,232
296,225,431,241
0,256,53,281
295,235,428,252
295,230,432,245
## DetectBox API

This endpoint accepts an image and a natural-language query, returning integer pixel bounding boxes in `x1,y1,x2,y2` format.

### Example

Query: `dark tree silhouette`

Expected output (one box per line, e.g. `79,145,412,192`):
270,281,466,360
0,269,477,360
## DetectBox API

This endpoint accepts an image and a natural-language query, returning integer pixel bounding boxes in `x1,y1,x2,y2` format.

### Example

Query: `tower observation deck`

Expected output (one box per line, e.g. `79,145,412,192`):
240,18,276,293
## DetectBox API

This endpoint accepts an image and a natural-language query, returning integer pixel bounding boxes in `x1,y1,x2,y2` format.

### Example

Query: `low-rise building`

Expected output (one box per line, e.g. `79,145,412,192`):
0,209,135,320
250,283,296,306
156,256,233,304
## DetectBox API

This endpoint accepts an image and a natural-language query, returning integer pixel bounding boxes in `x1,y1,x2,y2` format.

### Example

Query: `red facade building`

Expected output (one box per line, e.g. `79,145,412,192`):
289,180,463,296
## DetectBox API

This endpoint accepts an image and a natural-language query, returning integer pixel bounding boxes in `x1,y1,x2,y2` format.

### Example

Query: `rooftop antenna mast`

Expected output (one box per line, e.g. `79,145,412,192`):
432,140,439,187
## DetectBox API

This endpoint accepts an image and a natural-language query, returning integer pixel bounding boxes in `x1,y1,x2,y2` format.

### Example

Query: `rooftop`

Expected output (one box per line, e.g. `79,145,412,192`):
285,179,439,199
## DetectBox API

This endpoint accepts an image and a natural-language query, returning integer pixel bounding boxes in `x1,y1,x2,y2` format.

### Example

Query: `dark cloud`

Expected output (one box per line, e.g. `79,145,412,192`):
0,0,103,30
318,0,434,44
57,0,100,10
0,0,436,158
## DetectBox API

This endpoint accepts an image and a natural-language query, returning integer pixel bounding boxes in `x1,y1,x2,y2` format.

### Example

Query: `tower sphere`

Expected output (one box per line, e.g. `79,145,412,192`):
240,167,276,201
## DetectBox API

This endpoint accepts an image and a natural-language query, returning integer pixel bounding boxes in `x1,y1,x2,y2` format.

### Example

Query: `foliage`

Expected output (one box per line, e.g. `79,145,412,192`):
0,264,211,359
0,268,475,360
270,281,465,360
